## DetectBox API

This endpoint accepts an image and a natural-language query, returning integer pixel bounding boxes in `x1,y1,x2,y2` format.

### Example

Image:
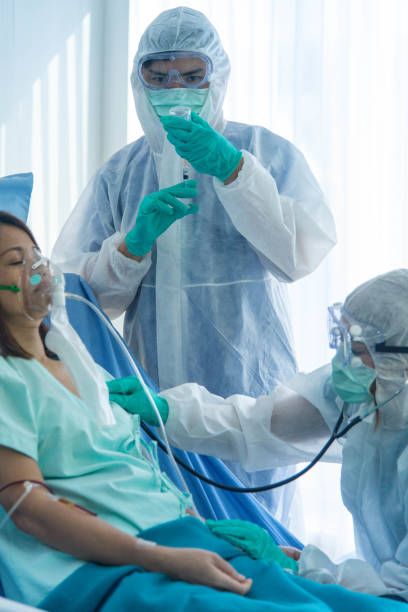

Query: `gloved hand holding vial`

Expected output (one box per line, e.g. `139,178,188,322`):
161,110,243,182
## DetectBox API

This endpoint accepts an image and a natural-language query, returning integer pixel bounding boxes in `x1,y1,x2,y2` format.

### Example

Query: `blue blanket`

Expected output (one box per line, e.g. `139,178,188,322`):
40,517,405,612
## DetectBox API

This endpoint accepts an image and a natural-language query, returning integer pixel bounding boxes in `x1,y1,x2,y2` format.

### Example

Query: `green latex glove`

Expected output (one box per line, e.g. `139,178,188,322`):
106,376,169,426
160,112,243,182
206,519,299,573
125,180,198,256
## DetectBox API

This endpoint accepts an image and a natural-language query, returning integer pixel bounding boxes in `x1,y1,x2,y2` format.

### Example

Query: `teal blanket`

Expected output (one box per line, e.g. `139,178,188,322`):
40,517,406,611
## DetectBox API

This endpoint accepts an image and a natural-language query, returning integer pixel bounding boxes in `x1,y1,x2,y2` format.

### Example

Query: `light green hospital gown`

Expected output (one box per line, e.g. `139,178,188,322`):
0,356,191,607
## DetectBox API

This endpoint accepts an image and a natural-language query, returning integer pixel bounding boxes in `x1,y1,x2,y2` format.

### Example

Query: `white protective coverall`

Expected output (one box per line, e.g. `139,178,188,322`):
52,7,336,516
161,269,408,601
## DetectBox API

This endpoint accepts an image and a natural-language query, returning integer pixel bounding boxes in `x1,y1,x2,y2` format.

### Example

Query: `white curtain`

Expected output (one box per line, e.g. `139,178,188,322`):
1,0,408,560
0,0,129,255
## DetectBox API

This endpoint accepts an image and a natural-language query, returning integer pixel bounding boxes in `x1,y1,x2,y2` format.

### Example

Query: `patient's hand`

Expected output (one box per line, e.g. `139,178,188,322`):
185,507,205,522
159,548,252,595
279,545,302,561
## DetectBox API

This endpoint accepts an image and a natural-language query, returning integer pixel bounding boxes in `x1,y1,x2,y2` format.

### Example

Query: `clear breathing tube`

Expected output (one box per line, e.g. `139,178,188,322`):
0,290,199,530
64,293,199,516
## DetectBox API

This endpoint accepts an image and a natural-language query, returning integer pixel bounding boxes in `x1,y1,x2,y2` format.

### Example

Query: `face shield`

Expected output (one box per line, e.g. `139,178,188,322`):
332,271,408,420
328,300,408,364
138,51,212,90
327,302,385,367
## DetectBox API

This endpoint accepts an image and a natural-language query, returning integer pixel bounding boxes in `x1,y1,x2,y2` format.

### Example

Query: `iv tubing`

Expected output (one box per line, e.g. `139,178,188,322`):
0,482,39,530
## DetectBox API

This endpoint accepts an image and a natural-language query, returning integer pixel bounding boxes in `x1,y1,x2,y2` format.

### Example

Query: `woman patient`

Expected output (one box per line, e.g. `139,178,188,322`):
0,212,403,611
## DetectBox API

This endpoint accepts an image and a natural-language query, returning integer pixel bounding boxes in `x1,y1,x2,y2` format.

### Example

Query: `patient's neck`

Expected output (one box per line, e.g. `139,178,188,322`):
8,320,48,363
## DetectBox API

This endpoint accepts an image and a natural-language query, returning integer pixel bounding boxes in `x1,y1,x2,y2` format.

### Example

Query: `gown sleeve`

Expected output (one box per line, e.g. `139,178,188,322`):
52,171,152,320
213,148,337,282
162,368,342,472
297,501,408,602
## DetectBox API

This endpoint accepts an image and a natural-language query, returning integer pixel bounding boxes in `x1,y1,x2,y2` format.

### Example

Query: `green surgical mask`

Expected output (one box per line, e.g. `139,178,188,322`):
146,88,209,117
331,353,376,404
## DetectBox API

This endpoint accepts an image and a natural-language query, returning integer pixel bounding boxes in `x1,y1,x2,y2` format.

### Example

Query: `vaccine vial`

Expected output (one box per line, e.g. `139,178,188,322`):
169,106,192,183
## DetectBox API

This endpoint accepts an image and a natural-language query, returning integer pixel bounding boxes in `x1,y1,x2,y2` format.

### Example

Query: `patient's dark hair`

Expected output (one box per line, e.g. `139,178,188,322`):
0,211,54,359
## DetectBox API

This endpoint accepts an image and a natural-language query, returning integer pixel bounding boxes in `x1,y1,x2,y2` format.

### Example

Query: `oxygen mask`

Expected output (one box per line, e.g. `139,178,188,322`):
21,248,63,320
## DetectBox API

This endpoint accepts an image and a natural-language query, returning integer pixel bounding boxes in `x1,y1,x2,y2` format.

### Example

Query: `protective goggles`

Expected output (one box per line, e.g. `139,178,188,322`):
328,302,408,365
138,51,212,90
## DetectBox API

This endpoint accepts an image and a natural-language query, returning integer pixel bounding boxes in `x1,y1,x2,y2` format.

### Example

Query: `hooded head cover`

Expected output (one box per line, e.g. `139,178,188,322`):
130,6,230,154
343,269,408,427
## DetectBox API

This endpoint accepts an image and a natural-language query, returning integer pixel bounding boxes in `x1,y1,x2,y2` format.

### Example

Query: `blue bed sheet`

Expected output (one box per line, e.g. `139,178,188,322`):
40,516,406,612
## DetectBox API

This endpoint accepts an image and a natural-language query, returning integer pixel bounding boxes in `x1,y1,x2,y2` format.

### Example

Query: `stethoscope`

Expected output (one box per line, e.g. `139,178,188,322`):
143,380,408,493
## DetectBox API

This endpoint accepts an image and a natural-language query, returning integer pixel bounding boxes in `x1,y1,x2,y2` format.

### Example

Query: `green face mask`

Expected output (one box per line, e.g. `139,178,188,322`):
331,353,376,404
146,88,209,117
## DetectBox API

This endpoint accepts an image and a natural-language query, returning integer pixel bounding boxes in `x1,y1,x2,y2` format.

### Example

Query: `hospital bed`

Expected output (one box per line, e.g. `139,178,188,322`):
0,272,301,607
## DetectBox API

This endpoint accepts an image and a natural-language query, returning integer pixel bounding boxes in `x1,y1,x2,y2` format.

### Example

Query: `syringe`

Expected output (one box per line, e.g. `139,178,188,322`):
169,106,192,182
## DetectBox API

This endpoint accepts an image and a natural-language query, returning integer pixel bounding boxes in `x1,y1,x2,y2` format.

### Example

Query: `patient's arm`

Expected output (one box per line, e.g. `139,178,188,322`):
0,446,251,595
163,382,336,472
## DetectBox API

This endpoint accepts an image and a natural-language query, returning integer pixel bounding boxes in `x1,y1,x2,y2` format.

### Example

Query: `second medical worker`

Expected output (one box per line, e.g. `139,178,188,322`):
52,7,336,511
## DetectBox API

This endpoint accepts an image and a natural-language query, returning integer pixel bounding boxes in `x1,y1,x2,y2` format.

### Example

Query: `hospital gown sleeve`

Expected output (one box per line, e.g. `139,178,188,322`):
213,149,337,282
52,172,152,319
0,360,39,461
162,371,341,472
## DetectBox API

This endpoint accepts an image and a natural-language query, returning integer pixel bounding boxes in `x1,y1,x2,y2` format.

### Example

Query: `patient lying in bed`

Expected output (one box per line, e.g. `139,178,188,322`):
0,213,403,611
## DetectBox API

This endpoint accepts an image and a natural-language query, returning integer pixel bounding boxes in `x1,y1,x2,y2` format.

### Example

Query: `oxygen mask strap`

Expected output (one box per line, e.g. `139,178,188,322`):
0,284,20,292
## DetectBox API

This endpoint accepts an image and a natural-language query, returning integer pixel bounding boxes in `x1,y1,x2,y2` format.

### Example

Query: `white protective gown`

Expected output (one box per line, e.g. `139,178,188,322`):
161,269,408,601
162,366,408,600
52,7,336,515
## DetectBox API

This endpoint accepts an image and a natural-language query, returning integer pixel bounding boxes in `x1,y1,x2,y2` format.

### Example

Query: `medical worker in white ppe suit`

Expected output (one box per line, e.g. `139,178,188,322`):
116,269,406,602
52,7,336,516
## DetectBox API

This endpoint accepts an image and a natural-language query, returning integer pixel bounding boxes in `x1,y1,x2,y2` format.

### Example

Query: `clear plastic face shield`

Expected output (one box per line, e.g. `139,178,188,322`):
327,302,384,367
138,51,212,89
